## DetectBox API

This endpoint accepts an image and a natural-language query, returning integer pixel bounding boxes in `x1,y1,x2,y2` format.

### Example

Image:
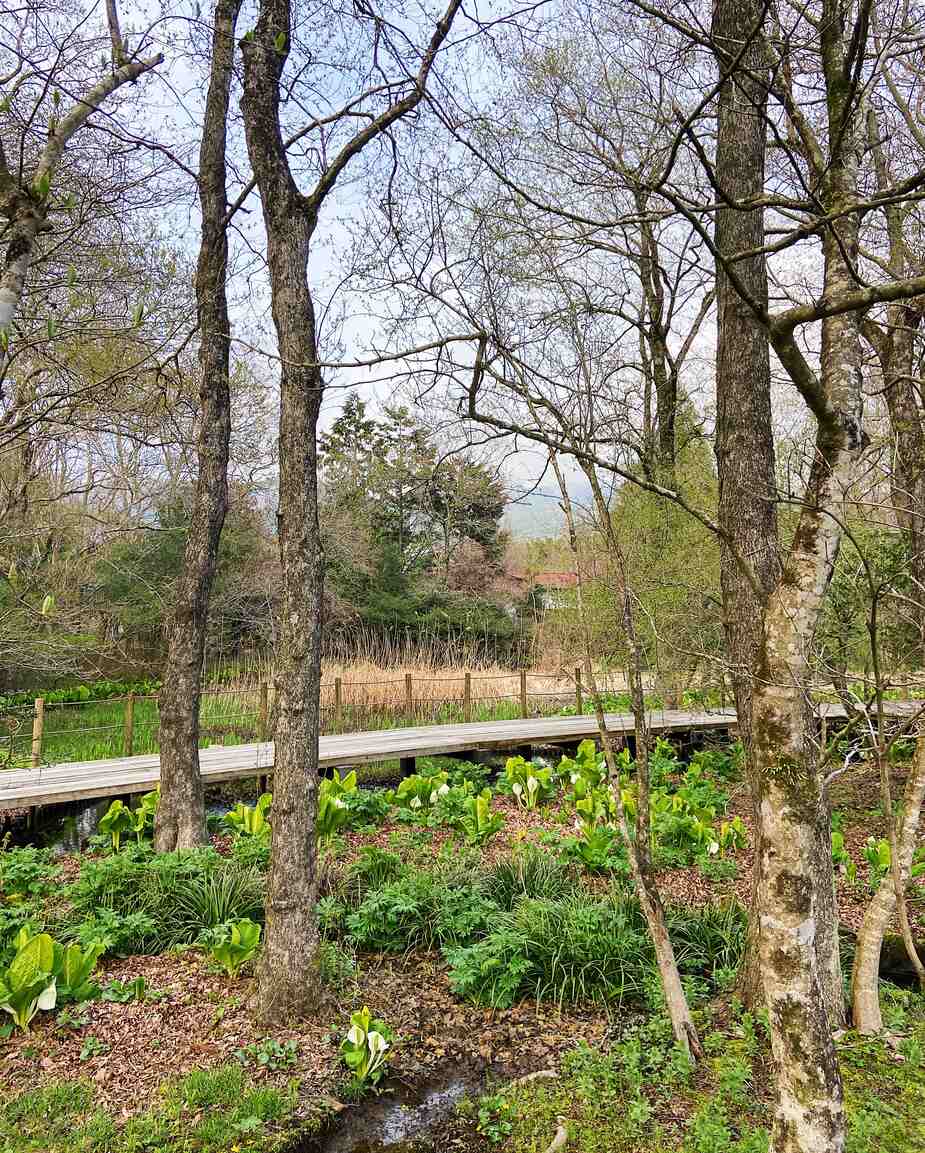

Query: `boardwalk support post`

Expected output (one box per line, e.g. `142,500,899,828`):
399,756,416,777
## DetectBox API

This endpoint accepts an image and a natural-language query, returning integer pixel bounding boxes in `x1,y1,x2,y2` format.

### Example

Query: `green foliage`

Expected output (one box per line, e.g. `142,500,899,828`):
447,891,651,1009
101,976,155,1003
0,846,60,905
0,928,102,1032
668,902,747,987
54,940,104,1005
455,788,505,845
0,930,58,1030
832,831,858,884
131,791,159,844
389,771,449,814
503,755,556,808
224,793,272,838
66,848,261,953
317,770,358,842
0,1064,296,1152
210,918,261,976
342,787,392,828
475,1092,515,1143
558,824,628,873
558,739,606,788
235,1037,298,1072
98,799,134,853
339,1005,392,1088
482,845,574,909
320,396,514,661
863,837,892,890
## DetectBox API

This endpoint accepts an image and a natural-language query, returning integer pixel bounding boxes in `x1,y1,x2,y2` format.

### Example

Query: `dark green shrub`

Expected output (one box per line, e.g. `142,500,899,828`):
230,836,270,871
0,846,59,902
64,908,160,955
346,873,441,951
342,788,392,828
165,865,265,944
447,891,652,1008
345,847,406,897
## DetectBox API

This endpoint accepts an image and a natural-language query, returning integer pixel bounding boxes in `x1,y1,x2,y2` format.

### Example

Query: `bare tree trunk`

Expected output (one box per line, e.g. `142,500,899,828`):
155,0,241,853
241,15,325,1025
853,735,925,1032
241,0,463,1023
553,451,701,1058
711,0,779,1008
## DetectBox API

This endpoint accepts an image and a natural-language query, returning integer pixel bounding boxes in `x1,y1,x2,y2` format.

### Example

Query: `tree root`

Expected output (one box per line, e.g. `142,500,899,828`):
544,1118,569,1152
507,1069,558,1088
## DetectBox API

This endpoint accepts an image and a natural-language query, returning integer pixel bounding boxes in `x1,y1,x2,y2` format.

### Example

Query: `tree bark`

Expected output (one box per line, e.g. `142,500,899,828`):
240,0,464,1023
241,8,326,1024
155,0,241,853
711,0,779,1008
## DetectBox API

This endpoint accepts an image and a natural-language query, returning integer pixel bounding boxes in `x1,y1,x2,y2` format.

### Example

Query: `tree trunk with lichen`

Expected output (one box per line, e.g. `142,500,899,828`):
155,0,241,854
751,111,867,1153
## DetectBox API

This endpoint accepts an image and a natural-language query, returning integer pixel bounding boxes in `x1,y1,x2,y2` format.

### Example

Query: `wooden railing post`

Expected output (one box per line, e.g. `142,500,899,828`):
464,672,472,724
405,672,413,721
520,670,528,718
575,666,582,714
31,698,44,768
123,693,135,757
334,677,343,731
258,682,268,742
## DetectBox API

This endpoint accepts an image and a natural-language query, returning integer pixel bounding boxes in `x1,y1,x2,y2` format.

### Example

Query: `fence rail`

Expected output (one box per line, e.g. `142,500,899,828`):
2,669,619,770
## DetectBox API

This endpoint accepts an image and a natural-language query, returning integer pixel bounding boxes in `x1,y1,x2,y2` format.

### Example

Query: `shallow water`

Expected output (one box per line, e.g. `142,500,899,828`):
297,1068,483,1153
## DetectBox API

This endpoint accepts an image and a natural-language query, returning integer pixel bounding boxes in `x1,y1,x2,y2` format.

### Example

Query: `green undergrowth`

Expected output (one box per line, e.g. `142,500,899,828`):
463,986,925,1153
0,1063,307,1152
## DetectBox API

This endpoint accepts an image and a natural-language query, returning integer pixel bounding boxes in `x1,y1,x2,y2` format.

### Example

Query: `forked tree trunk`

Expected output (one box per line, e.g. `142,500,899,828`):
711,0,779,1008
240,0,463,1022
155,0,240,853
853,736,925,1032
241,14,325,1024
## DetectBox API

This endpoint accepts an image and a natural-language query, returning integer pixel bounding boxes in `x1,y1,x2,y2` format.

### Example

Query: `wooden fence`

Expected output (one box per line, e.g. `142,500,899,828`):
3,669,607,770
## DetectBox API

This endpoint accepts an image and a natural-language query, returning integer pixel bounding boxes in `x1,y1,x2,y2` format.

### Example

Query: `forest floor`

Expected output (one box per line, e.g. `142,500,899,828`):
1,748,924,1152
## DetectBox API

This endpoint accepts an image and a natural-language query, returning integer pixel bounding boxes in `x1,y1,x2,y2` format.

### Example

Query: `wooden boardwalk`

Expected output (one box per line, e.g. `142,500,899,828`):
0,702,918,810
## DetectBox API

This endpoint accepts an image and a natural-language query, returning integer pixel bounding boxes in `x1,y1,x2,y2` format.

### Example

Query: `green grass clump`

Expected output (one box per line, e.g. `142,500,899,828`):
54,847,264,955
482,844,575,909
0,1065,299,1152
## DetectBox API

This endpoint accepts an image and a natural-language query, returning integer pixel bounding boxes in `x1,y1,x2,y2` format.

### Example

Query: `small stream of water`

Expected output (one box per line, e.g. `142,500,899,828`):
294,1067,484,1153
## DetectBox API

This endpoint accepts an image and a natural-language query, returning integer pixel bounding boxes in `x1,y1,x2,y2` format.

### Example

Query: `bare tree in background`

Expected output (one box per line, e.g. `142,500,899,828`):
0,2,162,341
